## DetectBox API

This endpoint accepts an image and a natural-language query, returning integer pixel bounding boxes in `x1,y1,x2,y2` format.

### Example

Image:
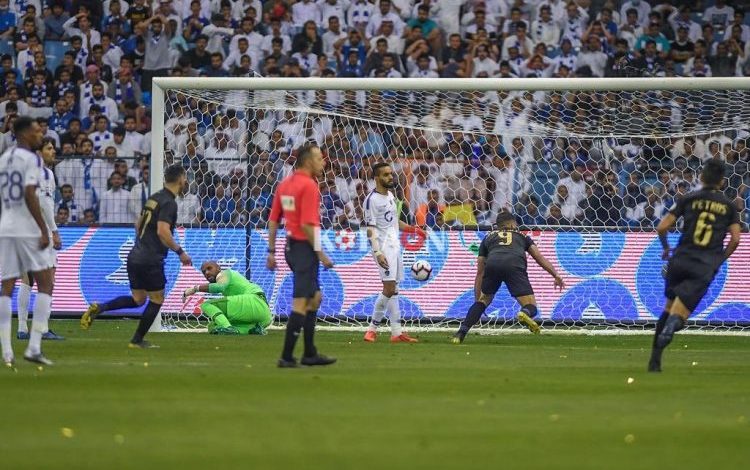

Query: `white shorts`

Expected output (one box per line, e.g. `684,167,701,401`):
0,237,55,280
373,244,403,283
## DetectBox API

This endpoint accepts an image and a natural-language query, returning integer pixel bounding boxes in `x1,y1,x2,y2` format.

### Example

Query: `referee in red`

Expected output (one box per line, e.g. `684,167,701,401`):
267,143,336,368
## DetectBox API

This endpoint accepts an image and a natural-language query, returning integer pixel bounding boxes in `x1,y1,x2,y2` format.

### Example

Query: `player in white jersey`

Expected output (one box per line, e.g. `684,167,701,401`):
363,162,424,343
0,117,55,367
16,137,65,341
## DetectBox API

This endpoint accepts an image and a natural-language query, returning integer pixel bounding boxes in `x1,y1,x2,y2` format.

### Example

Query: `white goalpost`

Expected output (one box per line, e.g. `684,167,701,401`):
150,76,750,334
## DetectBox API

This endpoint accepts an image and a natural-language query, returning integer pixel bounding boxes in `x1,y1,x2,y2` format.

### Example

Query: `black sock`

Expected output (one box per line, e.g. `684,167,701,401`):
652,311,670,349
131,301,162,344
655,315,685,350
101,296,139,313
303,310,318,358
282,311,305,361
460,302,487,334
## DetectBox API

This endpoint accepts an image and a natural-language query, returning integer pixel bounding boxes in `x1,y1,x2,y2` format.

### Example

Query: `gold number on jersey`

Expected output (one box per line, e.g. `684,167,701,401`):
693,211,716,247
497,231,512,246
139,210,153,239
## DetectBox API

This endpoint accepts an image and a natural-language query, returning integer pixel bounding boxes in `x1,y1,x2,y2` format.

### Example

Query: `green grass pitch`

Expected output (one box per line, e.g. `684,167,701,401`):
1,320,749,470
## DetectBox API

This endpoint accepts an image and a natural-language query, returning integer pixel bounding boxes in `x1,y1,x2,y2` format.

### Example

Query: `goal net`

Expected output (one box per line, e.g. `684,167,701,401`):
152,77,750,334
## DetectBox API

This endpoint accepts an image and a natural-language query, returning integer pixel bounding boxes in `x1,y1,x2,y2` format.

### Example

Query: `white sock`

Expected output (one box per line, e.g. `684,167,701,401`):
17,283,31,333
26,293,51,356
388,294,402,337
0,296,13,362
368,293,390,332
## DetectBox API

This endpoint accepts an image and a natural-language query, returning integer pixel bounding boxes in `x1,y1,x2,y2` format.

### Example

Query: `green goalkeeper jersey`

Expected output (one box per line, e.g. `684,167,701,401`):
208,269,267,302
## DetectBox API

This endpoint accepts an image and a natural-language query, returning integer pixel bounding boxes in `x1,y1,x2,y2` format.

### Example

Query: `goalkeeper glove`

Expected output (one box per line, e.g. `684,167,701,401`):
183,286,198,301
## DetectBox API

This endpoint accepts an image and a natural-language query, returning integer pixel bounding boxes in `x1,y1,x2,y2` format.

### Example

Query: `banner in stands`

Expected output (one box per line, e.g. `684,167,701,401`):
17,227,750,324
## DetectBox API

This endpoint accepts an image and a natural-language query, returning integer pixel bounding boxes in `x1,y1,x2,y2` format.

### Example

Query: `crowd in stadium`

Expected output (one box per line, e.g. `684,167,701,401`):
1,0,748,229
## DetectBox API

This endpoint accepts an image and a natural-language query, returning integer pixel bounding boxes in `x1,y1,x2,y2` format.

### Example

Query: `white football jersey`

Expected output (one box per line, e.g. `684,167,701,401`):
364,190,400,247
0,147,43,238
38,166,57,236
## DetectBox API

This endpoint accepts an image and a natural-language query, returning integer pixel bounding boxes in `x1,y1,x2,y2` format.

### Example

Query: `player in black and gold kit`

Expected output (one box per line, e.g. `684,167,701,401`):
649,160,741,372
81,165,193,349
452,211,565,343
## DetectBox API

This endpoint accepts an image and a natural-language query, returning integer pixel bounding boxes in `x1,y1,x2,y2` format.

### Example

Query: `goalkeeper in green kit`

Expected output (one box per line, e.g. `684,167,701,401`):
183,261,272,335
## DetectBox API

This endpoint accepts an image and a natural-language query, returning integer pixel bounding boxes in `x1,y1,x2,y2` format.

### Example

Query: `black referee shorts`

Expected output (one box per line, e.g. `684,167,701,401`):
664,255,716,312
481,263,534,299
127,252,166,292
284,238,320,299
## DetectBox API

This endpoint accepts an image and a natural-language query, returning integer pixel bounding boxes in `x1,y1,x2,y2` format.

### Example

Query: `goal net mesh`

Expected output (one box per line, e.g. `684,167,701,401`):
158,81,750,333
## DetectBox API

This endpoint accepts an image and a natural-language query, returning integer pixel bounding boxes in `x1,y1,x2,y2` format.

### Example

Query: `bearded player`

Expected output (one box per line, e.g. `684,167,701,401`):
452,211,565,344
648,160,741,372
363,162,424,343
182,261,272,335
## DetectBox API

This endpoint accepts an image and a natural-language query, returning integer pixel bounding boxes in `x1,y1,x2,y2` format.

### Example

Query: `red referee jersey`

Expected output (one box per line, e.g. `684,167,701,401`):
269,170,320,241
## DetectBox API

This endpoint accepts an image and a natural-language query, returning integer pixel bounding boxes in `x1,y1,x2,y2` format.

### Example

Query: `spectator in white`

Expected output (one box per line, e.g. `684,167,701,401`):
25,70,51,114
90,115,114,155
205,131,238,176
322,16,347,57
210,0,250,21
57,184,82,223
110,125,134,157
704,0,734,29
451,101,484,133
370,19,404,54
520,53,554,78
553,184,582,222
348,0,374,32
620,0,651,28
667,6,702,43
557,166,587,209
82,82,118,123
292,0,321,27
410,164,439,214
502,21,534,61
229,17,263,57
138,14,174,91
493,97,528,136
261,18,292,55
410,53,439,78
108,67,141,116
202,13,234,56
80,64,108,108
366,0,405,38
617,7,644,50
224,37,259,72
552,38,577,74
469,43,497,77
488,151,515,215
63,12,101,50
576,35,608,77
129,165,150,219
319,0,347,25
723,9,750,43
561,1,589,48
292,43,319,74
532,5,560,46
123,116,146,156
536,0,566,23
99,171,133,224
100,32,124,73
176,186,201,224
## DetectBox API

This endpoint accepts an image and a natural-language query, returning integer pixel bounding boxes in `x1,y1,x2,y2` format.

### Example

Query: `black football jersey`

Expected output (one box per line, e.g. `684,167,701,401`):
670,189,739,263
130,188,178,263
478,230,535,271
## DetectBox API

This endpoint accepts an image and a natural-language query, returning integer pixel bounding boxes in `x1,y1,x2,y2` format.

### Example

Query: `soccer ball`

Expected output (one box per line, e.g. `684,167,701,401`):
411,260,432,281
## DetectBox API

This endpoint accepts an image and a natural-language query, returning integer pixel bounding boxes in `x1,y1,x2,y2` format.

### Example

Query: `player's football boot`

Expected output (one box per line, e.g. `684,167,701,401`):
647,358,662,373
390,333,418,343
300,354,337,366
3,355,15,370
211,327,240,335
16,331,29,340
363,330,377,342
42,330,65,340
517,311,541,334
451,331,466,344
80,303,101,330
277,357,299,368
128,340,160,349
249,324,267,336
23,352,53,366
